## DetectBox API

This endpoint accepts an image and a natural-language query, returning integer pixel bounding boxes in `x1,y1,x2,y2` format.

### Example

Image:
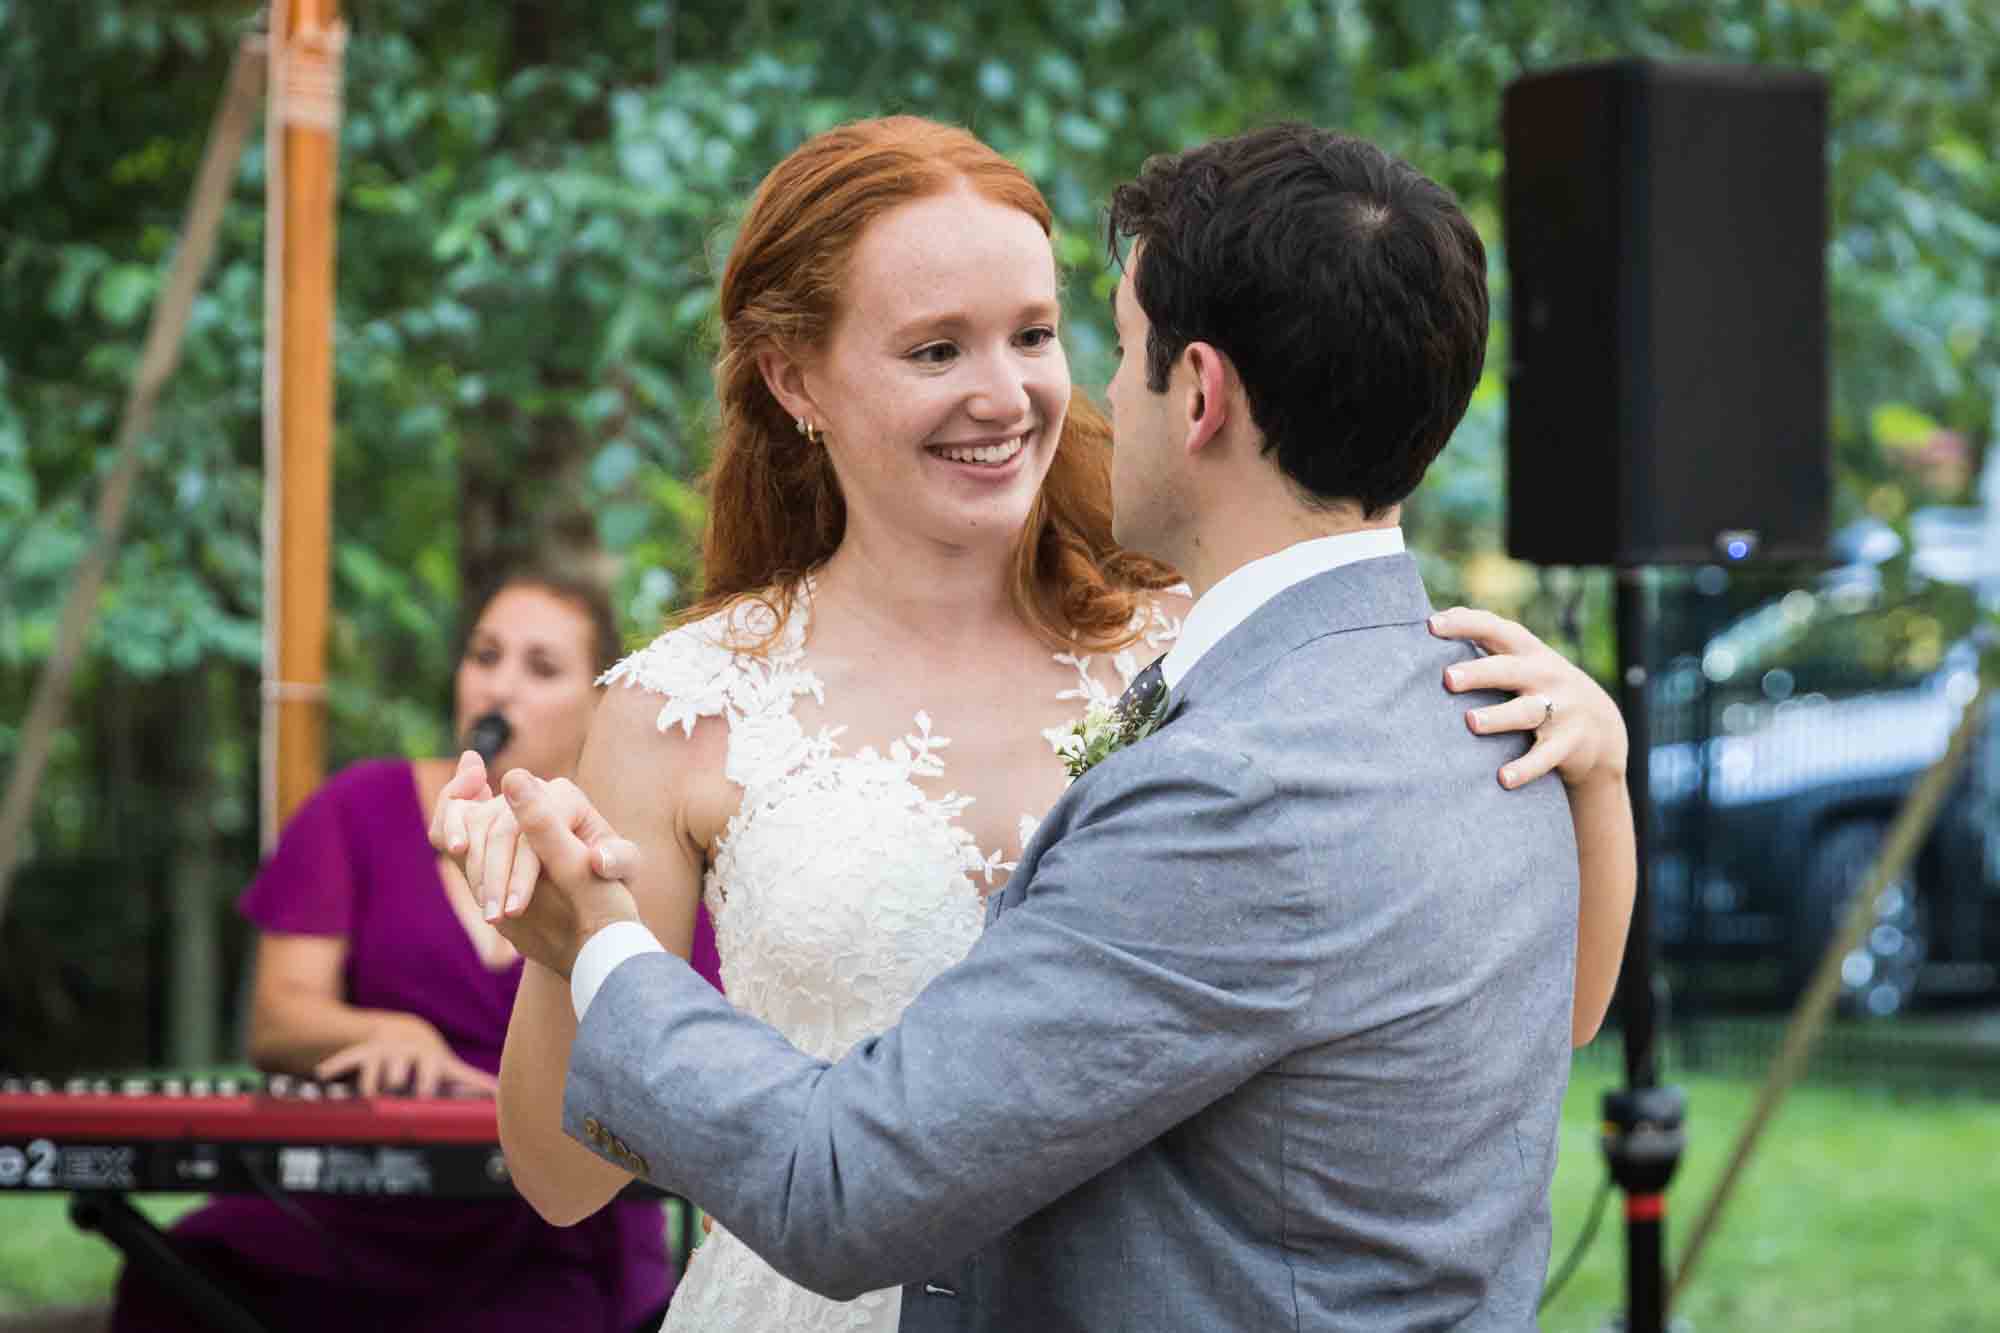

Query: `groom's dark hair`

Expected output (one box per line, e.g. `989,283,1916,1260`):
1106,123,1488,516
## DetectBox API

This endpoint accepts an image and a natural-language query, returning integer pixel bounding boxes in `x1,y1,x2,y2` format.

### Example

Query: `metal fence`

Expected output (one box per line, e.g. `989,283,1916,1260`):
1634,557,2000,1095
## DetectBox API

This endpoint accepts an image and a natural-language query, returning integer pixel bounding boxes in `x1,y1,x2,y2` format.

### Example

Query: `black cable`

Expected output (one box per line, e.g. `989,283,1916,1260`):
1539,1173,1614,1312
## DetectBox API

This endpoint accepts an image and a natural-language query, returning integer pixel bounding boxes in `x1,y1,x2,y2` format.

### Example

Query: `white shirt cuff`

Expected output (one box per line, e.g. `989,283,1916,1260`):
570,920,668,1021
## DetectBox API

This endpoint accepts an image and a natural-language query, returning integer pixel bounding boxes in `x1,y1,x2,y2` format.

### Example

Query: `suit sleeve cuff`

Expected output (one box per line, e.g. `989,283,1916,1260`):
570,920,668,1021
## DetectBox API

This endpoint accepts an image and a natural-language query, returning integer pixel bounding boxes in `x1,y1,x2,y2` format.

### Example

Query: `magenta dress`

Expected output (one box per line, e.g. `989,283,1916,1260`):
109,759,724,1333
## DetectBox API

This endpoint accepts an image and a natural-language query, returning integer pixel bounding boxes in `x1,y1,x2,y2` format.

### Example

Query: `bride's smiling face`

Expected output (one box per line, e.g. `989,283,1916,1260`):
785,187,1070,555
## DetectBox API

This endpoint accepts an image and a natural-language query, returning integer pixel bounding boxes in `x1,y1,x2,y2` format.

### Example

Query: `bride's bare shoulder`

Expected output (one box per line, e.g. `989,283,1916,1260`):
590,592,808,832
583,661,735,853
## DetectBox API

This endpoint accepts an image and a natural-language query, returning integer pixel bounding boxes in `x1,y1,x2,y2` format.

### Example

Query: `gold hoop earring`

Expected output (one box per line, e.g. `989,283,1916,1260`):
795,416,822,445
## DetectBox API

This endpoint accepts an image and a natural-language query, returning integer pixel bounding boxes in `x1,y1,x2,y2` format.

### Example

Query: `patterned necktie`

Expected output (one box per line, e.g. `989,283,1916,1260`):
1118,653,1168,721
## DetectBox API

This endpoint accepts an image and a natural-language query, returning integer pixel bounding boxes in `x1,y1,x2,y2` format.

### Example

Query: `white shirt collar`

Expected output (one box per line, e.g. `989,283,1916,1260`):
1160,527,1405,690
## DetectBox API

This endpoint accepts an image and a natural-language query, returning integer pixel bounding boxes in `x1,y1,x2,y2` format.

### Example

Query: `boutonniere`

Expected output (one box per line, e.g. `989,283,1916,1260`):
1059,678,1169,782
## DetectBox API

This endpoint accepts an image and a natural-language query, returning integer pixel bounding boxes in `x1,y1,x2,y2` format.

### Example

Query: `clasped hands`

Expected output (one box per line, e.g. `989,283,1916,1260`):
428,757,643,982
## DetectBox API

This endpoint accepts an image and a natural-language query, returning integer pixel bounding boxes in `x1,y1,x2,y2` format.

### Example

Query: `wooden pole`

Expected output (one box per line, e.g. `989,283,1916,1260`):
261,0,344,847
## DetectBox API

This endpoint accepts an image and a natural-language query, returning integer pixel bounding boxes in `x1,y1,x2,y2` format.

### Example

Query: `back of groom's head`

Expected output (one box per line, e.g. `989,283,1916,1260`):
1107,124,1488,516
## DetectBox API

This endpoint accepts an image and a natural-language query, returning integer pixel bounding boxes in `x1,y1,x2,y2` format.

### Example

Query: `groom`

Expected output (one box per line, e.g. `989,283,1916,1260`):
481,124,1577,1329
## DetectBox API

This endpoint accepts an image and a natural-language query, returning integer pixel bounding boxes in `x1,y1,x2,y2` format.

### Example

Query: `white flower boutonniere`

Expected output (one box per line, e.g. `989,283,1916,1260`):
1059,677,1170,782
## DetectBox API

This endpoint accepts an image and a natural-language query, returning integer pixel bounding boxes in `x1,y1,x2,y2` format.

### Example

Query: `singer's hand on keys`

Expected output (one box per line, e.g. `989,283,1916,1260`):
314,1014,499,1098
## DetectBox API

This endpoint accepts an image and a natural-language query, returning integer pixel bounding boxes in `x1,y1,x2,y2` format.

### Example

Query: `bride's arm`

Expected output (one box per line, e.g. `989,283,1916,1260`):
496,684,717,1226
1428,607,1635,1047
1557,775,1636,1046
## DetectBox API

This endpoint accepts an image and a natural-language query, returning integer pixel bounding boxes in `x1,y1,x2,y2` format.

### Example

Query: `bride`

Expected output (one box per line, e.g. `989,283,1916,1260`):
446,116,1635,1331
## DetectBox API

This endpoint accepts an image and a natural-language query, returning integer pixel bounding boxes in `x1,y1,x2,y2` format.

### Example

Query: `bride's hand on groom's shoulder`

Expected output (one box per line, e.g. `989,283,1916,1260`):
1427,607,1628,793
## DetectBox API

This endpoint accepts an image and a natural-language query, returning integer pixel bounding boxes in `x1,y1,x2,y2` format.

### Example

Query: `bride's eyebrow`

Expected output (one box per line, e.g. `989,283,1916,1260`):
888,301,1060,344
886,312,970,345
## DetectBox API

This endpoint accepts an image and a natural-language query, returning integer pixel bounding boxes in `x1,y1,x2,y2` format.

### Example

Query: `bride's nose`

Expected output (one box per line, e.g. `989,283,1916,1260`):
964,354,1032,423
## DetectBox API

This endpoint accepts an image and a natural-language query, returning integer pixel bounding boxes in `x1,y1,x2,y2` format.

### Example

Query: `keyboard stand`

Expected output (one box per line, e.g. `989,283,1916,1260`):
63,1186,690,1333
69,1193,272,1333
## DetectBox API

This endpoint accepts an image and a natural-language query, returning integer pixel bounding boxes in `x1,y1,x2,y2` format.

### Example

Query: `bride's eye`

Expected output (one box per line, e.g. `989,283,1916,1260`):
910,342,959,367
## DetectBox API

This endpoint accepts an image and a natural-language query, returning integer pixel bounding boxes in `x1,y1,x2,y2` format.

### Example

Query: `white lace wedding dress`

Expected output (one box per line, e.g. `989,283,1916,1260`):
600,585,1180,1333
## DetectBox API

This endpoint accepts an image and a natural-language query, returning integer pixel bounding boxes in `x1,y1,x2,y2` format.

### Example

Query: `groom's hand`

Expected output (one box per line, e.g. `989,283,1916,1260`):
486,770,644,982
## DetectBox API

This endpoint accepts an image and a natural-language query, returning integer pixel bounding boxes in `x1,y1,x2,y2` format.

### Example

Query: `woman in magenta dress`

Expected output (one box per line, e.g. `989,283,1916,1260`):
109,570,721,1333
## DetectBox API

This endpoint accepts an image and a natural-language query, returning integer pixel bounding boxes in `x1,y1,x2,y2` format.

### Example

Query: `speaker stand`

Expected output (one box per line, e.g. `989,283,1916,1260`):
1602,566,1687,1333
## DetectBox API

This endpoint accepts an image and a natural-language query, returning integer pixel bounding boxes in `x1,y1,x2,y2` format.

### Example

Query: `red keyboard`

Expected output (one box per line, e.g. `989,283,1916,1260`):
0,1075,514,1197
3,1074,685,1333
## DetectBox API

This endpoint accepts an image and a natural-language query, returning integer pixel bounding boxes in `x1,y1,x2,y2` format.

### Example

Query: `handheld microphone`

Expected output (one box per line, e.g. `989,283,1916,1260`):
465,712,512,766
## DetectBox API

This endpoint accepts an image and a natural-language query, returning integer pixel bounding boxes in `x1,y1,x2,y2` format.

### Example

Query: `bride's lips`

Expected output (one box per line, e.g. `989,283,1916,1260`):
924,431,1033,479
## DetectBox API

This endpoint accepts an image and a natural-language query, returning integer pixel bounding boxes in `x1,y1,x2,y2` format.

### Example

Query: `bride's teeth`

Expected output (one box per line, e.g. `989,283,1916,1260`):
939,436,1023,465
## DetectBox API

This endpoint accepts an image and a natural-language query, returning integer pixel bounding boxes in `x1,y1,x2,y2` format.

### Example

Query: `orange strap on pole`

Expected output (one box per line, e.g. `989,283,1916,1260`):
261,0,344,849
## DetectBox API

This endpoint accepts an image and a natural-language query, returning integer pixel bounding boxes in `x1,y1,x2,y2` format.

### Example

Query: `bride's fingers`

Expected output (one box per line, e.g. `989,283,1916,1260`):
1430,607,1545,656
1442,652,1551,697
479,808,521,921
442,796,478,858
1465,693,1560,737
503,840,542,918
434,754,490,852
445,751,489,801
1499,727,1570,790
464,802,499,895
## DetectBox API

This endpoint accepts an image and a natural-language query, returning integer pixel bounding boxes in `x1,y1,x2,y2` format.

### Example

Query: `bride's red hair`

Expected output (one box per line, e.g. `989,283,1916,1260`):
679,115,1177,650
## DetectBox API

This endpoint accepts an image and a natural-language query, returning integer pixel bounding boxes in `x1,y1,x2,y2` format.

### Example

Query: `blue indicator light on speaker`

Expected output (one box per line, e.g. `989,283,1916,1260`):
1716,530,1760,562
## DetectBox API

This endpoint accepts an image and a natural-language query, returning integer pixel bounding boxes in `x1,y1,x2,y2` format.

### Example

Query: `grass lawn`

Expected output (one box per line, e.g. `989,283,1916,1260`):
1542,1058,2000,1331
4,1059,1996,1326
0,1194,198,1316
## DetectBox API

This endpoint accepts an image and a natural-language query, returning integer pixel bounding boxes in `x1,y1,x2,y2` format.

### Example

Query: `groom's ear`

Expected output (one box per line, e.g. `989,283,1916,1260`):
1181,341,1234,457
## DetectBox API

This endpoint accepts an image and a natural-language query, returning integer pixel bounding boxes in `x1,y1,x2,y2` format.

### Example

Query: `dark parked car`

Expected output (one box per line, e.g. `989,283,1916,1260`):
1647,512,2000,1016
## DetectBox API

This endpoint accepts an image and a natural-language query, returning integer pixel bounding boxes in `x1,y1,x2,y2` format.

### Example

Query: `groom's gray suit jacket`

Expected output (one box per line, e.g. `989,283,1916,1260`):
565,554,1579,1330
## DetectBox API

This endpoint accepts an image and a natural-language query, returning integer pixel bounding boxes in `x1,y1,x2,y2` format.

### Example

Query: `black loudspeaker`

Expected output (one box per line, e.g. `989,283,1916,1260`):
1502,59,1830,567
